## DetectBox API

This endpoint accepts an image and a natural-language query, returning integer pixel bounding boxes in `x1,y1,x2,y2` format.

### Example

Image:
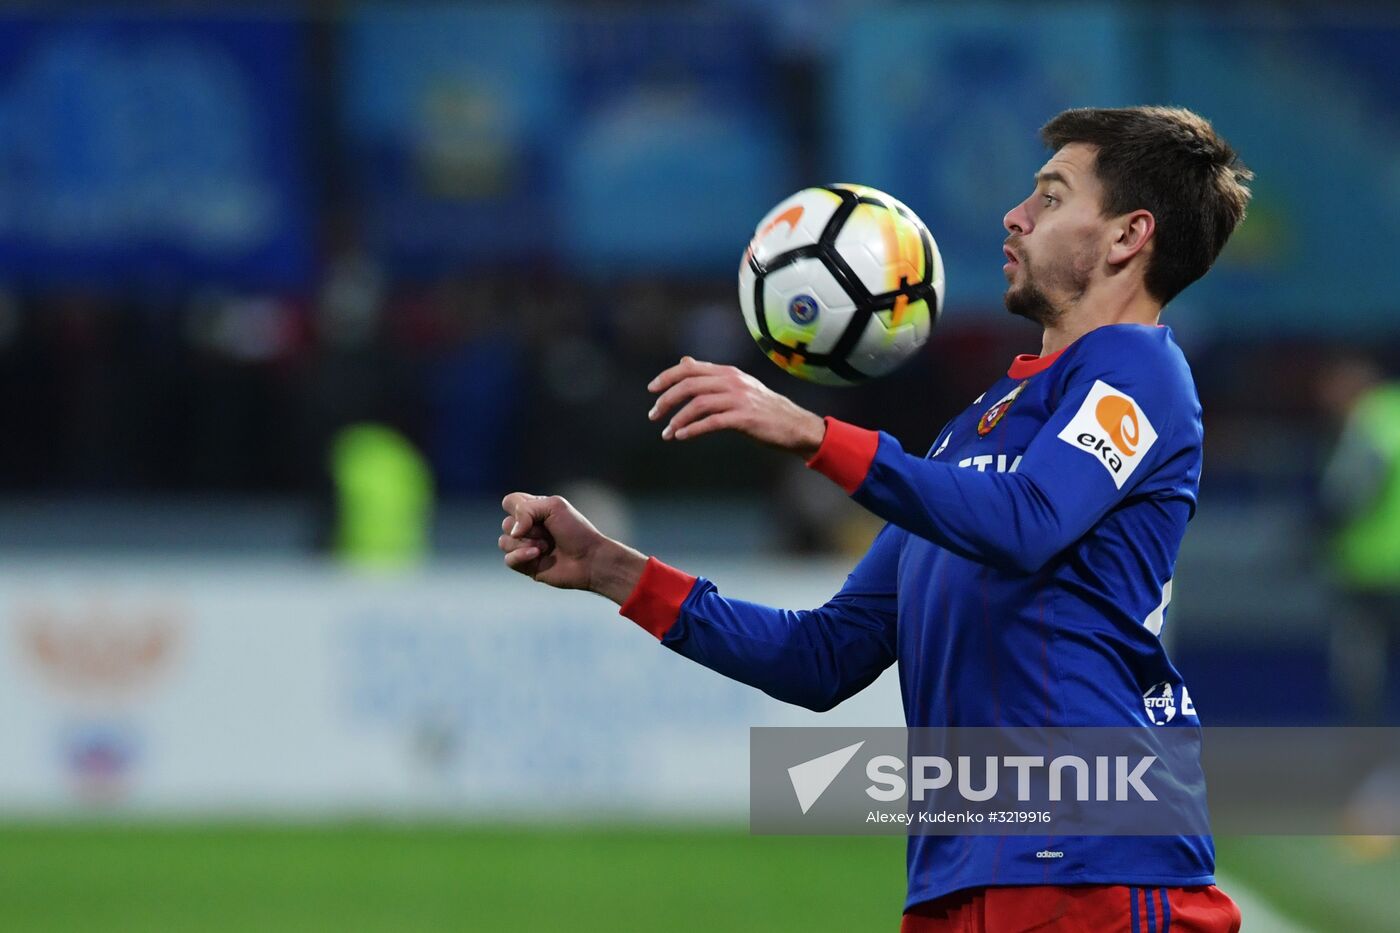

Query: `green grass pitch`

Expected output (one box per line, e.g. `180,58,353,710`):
0,824,1393,931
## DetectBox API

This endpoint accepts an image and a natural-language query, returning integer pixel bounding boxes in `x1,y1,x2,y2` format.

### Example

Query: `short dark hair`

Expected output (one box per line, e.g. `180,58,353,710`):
1040,106,1253,305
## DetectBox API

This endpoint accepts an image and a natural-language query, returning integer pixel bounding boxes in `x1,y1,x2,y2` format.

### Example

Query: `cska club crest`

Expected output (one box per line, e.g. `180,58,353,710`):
977,380,1030,436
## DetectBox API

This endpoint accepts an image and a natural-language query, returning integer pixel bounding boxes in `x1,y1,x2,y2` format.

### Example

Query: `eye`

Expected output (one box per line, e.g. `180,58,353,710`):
1042,193,1057,207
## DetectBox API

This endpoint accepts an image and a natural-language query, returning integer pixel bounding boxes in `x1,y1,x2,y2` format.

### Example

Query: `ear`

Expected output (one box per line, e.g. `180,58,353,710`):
1106,210,1155,267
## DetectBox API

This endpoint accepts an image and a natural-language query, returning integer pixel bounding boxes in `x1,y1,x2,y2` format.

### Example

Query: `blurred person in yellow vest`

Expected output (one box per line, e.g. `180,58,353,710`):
1319,357,1400,857
1318,357,1400,723
330,423,434,568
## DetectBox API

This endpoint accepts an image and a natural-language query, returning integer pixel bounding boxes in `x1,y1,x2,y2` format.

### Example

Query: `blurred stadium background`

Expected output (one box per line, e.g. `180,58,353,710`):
0,3,1397,931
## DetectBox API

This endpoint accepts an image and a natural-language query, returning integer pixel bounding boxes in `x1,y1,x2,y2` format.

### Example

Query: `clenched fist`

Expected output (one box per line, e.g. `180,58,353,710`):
647,357,827,457
498,492,646,603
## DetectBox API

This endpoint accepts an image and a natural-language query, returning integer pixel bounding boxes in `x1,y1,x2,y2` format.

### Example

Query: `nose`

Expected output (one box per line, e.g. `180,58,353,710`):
1004,199,1031,236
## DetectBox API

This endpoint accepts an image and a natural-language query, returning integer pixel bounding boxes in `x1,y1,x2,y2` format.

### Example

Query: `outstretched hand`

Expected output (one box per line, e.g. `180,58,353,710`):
647,357,826,457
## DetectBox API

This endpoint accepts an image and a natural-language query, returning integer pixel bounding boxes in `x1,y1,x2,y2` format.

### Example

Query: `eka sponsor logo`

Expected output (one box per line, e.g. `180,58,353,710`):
1056,380,1158,488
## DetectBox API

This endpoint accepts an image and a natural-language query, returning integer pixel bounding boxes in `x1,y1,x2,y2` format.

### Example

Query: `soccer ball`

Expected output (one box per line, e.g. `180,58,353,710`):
739,184,944,385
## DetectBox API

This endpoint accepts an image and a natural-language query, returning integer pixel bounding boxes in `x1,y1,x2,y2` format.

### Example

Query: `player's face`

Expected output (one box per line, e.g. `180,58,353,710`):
1001,143,1108,326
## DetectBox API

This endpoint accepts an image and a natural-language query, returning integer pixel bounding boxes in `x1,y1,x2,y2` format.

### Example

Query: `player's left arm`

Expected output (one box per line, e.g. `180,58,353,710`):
650,337,1195,574
809,377,1185,573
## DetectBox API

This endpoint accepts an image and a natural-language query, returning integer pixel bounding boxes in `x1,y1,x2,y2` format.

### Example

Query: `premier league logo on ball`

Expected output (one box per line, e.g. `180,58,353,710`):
787,295,819,325
740,184,942,384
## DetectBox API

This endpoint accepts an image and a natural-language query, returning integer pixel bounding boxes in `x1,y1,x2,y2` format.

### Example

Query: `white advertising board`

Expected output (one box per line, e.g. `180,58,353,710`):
0,559,901,818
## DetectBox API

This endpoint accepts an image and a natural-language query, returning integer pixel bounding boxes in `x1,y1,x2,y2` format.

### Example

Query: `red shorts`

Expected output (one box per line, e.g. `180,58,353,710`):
900,884,1241,933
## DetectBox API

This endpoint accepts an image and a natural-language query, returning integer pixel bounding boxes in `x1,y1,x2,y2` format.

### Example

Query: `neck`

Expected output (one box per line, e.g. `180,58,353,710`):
1039,283,1162,357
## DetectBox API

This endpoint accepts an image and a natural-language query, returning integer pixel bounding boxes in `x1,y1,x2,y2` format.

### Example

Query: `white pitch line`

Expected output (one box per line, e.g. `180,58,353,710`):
1216,873,1315,933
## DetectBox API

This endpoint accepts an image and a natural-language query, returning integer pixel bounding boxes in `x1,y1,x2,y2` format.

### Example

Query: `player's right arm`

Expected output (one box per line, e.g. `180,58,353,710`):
499,492,900,712
646,328,1195,575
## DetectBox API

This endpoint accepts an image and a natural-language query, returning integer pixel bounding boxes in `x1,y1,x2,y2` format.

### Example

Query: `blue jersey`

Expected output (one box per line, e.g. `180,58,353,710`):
619,323,1213,909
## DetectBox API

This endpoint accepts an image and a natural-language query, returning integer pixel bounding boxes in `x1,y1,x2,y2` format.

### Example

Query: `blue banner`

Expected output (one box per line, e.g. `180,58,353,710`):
344,6,787,274
344,6,567,273
1161,14,1400,333
556,11,787,273
0,15,312,288
829,5,1141,314
832,7,1400,331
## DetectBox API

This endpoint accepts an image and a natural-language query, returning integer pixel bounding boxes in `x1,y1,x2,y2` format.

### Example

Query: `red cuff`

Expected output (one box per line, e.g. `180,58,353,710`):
805,416,879,494
618,557,697,640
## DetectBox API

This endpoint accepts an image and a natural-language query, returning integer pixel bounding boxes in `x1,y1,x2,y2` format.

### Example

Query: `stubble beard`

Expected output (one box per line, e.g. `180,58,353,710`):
1004,276,1063,327
1003,249,1094,328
